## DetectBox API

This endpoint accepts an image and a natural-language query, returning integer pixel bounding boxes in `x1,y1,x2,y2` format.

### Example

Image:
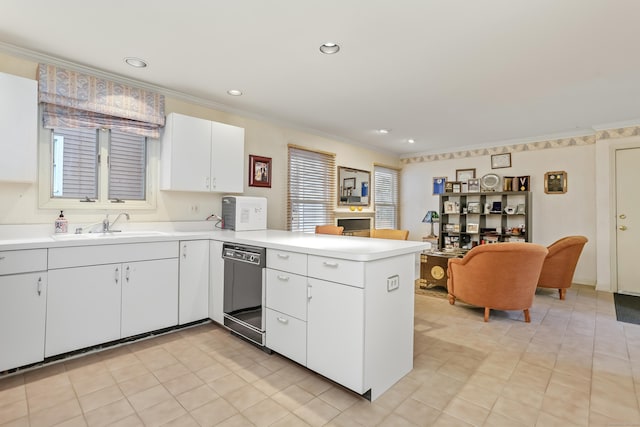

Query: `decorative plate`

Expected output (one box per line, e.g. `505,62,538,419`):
481,173,500,191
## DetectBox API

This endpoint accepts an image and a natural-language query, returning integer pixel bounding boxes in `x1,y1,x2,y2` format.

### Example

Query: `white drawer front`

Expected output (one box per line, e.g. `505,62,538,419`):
49,242,179,269
267,249,307,275
266,308,306,366
265,269,307,321
0,249,47,275
307,255,365,288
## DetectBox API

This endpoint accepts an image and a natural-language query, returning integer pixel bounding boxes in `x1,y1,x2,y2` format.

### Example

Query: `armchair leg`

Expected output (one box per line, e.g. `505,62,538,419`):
448,294,456,305
559,289,566,300
524,309,531,323
484,307,490,322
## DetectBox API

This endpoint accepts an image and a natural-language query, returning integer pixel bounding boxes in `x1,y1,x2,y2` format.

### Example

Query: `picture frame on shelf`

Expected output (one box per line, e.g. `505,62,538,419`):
455,168,476,182
466,223,479,233
491,152,512,169
452,181,462,193
443,201,457,213
544,171,567,194
467,201,481,214
249,154,272,188
432,176,446,195
467,178,480,193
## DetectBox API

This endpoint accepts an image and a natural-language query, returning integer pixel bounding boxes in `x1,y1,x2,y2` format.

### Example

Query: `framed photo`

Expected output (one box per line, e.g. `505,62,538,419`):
544,171,567,194
466,223,479,233
443,201,457,213
456,168,476,182
432,177,446,195
249,155,272,188
491,152,512,169
467,178,480,193
467,201,481,214
452,182,462,193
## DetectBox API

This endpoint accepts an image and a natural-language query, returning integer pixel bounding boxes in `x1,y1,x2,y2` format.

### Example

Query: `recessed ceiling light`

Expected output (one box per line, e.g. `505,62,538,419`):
124,57,147,68
407,139,415,144
377,129,390,134
319,42,340,54
227,89,243,96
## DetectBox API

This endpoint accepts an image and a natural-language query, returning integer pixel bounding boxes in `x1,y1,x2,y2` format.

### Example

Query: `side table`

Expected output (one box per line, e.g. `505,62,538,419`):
419,251,466,289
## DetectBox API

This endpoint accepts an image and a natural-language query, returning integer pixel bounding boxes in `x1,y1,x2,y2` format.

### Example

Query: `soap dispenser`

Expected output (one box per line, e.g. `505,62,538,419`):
55,210,68,233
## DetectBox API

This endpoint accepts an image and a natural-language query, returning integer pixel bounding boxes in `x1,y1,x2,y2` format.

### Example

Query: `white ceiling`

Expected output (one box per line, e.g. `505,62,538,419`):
1,0,640,156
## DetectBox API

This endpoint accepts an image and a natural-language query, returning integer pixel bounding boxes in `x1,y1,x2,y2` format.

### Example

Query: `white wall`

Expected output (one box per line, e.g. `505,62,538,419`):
401,144,597,285
0,52,399,231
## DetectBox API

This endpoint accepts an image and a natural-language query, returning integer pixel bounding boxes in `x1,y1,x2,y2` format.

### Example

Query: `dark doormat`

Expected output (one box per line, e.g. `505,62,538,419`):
614,293,640,325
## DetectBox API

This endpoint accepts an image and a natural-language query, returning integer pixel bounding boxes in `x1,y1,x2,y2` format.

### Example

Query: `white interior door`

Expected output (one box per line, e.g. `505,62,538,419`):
615,147,640,294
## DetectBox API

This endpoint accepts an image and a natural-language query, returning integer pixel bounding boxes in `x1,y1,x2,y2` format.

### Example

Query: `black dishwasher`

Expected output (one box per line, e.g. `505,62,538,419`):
222,243,267,346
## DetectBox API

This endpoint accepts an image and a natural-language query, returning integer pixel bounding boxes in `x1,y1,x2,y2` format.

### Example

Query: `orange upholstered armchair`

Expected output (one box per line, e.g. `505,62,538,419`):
537,236,588,300
447,242,548,322
370,229,409,240
315,225,344,235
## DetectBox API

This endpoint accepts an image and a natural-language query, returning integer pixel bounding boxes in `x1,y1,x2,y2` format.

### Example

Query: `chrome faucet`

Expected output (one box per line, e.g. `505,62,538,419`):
103,212,130,232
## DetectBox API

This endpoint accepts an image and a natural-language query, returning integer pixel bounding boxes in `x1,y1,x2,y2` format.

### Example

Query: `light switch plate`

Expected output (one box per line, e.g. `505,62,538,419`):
387,275,400,292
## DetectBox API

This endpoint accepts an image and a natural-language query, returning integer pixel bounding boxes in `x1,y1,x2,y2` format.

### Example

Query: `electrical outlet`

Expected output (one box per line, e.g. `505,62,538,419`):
387,275,400,292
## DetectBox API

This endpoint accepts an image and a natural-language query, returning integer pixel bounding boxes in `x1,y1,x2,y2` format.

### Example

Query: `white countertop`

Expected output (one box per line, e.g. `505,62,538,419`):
0,227,429,262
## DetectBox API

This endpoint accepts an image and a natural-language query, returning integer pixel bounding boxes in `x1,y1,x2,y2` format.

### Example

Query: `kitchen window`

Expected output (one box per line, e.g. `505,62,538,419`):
39,126,156,210
287,145,336,232
374,165,400,229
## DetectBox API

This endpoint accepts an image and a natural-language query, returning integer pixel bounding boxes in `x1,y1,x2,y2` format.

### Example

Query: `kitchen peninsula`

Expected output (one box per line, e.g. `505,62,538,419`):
0,227,428,401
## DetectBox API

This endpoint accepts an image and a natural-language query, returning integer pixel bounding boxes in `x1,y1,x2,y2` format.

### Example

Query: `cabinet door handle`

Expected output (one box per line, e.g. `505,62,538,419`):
277,317,289,324
276,253,290,259
307,284,312,300
323,261,339,268
205,177,210,189
211,177,216,189
37,276,42,296
125,265,130,282
115,267,119,284
277,275,290,281
183,244,187,259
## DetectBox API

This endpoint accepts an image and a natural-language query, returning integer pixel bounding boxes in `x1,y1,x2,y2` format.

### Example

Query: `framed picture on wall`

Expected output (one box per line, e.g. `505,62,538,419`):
456,168,476,182
544,171,567,194
491,153,512,169
432,177,446,195
249,155,272,188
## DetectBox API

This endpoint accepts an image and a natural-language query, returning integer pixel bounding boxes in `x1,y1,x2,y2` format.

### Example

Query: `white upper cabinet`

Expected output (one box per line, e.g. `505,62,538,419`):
161,112,244,193
0,72,37,182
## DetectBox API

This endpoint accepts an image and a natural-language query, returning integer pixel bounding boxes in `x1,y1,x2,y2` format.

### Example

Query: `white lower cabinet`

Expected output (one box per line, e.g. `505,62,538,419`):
266,308,307,365
306,277,364,393
121,259,178,338
209,240,224,324
46,264,122,357
46,242,179,358
0,272,47,371
179,240,209,325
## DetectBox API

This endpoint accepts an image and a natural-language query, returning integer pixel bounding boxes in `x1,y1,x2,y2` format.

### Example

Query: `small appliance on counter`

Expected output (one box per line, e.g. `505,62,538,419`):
222,196,267,231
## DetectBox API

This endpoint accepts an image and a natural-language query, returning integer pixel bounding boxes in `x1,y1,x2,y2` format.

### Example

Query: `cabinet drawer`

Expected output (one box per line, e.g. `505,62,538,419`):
49,242,179,269
307,255,365,288
0,249,47,275
265,269,307,321
267,249,307,275
266,308,306,366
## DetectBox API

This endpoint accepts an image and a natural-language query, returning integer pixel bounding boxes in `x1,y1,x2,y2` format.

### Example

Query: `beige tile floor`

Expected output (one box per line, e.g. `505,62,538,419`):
1,284,639,426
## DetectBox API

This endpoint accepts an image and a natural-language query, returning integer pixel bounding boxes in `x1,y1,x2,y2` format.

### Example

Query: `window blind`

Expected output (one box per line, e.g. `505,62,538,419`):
38,63,165,138
52,128,98,199
287,146,336,232
109,131,146,201
374,165,400,229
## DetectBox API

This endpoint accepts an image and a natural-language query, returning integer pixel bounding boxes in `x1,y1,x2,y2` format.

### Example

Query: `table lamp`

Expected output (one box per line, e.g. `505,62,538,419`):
422,210,439,239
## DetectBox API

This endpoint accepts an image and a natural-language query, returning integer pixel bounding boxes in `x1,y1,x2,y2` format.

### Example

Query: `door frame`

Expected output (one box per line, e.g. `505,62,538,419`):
600,136,640,293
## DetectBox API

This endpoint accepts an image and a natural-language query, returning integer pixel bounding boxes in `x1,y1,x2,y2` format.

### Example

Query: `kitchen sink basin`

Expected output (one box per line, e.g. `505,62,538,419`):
52,231,170,240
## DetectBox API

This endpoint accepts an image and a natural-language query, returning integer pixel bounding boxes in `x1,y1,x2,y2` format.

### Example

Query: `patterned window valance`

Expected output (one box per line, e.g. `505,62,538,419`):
38,63,165,138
